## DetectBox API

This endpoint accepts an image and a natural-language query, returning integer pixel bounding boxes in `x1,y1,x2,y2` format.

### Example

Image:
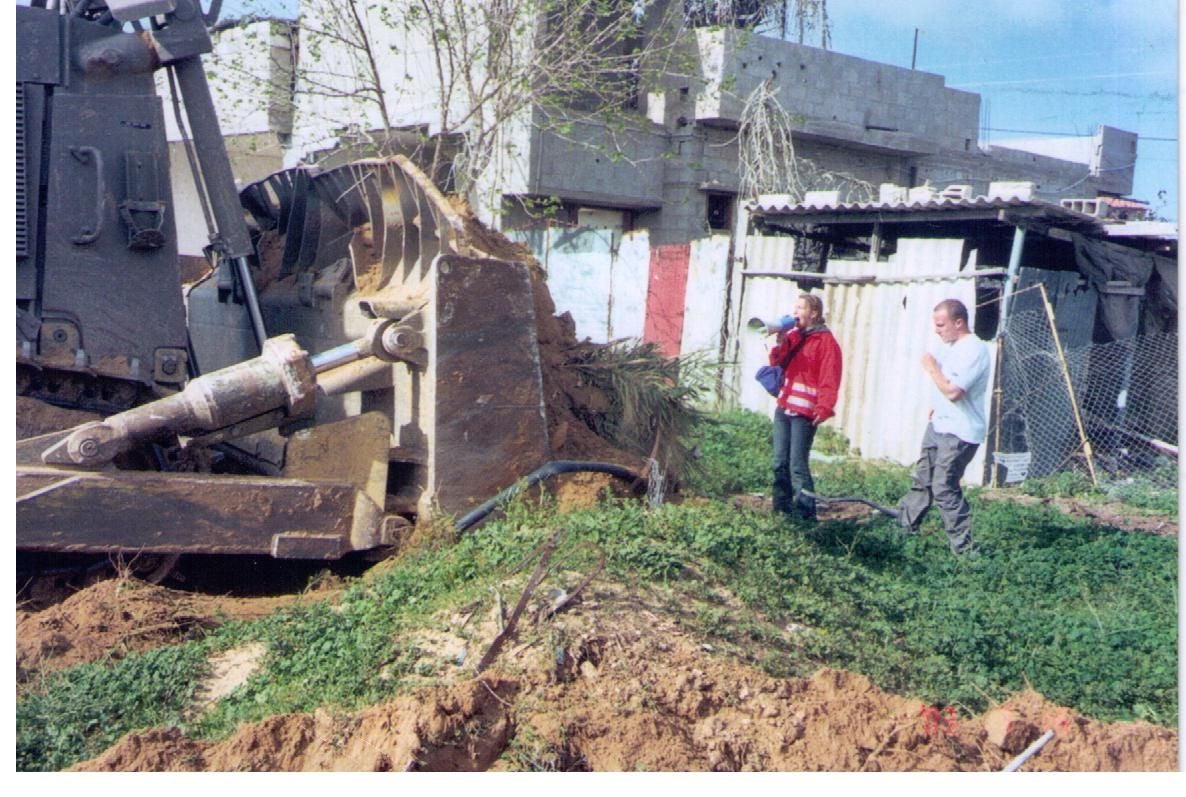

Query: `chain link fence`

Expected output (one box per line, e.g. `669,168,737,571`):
991,302,1178,494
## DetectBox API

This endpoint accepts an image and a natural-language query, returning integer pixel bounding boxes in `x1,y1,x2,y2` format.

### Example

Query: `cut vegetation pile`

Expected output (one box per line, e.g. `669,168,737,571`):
16,412,1179,771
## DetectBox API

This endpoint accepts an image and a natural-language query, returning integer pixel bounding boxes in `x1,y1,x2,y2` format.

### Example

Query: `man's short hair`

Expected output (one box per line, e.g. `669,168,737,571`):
934,298,969,325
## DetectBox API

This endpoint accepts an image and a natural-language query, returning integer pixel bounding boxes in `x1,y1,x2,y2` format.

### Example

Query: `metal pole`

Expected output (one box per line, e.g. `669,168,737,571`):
997,224,1027,339
911,29,919,69
170,58,268,351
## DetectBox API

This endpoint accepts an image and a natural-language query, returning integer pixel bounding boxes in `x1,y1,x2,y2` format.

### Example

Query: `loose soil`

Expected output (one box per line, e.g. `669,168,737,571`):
16,577,341,691
15,570,1177,772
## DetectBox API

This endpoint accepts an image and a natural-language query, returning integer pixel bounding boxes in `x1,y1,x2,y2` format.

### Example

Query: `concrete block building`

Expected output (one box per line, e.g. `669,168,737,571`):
172,8,1146,385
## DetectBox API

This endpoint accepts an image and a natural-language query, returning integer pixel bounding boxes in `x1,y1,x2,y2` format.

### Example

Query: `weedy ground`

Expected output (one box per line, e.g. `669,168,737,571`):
15,411,1178,771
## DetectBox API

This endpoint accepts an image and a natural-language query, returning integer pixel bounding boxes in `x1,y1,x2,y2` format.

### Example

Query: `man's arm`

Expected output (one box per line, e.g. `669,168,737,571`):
921,353,966,401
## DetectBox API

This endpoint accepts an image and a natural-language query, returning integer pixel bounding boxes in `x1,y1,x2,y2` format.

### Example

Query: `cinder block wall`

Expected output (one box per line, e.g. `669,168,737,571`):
687,27,980,153
914,147,1095,201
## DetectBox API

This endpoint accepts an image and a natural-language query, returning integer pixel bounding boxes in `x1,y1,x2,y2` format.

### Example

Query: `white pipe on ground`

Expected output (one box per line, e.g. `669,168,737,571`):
1002,729,1056,772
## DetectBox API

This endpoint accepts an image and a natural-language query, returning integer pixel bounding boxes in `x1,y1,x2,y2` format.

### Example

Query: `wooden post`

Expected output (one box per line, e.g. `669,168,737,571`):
1038,283,1098,487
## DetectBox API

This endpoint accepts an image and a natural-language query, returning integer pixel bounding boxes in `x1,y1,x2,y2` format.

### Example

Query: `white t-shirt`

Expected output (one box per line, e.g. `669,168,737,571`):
928,333,990,444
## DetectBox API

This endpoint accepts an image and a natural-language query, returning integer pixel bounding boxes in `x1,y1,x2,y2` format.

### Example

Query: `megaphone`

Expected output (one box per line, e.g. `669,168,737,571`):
747,314,796,335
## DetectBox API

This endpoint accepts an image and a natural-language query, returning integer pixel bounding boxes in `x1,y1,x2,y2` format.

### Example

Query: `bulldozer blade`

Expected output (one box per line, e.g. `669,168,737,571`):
428,254,551,516
284,411,390,488
16,465,390,559
246,158,553,520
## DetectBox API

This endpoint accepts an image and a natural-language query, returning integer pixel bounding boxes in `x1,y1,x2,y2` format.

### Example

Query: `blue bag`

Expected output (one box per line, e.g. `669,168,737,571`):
755,364,784,396
755,327,814,397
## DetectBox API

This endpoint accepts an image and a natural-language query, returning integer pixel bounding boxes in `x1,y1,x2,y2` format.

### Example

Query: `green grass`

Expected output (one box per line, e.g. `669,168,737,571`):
17,642,211,771
562,494,1178,726
15,411,1179,770
683,410,773,497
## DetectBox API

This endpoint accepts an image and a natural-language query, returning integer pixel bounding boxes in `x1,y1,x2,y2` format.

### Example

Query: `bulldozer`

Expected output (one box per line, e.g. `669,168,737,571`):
15,0,639,567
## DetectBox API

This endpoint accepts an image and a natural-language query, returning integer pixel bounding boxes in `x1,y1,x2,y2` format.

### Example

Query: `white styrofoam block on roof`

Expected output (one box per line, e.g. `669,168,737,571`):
879,184,907,204
988,181,1036,200
804,190,840,206
756,193,795,210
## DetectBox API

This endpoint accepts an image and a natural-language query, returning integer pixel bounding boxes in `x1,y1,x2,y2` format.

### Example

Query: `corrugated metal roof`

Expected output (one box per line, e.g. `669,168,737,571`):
749,193,1097,222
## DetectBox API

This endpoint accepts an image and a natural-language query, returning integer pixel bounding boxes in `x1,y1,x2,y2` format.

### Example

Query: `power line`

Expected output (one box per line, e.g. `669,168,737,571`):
986,127,1177,142
987,86,1175,102
954,70,1174,88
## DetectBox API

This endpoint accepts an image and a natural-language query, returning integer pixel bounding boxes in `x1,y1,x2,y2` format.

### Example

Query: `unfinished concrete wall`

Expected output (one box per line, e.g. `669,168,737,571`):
529,118,668,210
285,3,469,164
159,21,292,259
683,27,980,155
167,132,286,258
508,226,651,344
159,19,294,141
915,146,1096,203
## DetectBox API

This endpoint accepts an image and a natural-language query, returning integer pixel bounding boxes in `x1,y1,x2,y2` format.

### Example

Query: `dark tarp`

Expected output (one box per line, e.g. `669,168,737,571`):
1148,255,1178,335
1072,234,1176,339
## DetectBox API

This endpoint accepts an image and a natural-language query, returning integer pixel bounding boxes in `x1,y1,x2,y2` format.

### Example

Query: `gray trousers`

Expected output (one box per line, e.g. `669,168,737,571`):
898,423,979,554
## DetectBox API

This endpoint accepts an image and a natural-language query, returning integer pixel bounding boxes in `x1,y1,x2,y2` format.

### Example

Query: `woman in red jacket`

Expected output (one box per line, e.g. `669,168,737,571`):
768,293,843,521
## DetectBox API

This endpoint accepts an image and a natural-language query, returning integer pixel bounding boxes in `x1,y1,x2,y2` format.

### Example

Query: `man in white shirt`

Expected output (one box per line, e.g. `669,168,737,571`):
897,299,990,556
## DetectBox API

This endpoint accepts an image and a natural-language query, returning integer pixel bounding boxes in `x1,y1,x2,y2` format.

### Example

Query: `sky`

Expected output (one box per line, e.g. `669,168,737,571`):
821,0,1180,221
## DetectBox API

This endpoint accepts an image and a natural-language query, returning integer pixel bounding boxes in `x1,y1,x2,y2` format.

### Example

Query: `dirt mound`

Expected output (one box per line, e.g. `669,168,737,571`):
64,580,1177,772
74,677,519,772
17,577,336,689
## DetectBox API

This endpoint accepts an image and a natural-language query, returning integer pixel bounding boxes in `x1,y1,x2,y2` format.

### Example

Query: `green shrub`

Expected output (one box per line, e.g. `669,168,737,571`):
1105,471,1179,517
1022,471,1098,499
683,410,772,497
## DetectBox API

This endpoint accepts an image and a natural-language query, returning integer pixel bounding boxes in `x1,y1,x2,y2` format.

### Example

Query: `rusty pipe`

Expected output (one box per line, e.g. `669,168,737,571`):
315,357,395,397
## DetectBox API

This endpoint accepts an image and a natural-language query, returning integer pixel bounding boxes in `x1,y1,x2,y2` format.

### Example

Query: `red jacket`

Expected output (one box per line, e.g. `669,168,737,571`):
769,326,843,423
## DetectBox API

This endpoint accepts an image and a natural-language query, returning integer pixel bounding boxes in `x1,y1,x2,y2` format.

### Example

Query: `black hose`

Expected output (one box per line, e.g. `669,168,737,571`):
800,490,900,518
455,460,644,532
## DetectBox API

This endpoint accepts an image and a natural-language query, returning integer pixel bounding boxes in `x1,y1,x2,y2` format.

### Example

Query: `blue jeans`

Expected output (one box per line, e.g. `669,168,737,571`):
772,409,817,519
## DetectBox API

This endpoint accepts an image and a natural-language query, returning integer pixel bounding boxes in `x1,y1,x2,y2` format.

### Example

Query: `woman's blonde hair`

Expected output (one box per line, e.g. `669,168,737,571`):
799,293,825,324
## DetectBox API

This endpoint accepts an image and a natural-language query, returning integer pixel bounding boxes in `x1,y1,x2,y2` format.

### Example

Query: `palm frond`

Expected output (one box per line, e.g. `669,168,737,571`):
563,340,716,481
